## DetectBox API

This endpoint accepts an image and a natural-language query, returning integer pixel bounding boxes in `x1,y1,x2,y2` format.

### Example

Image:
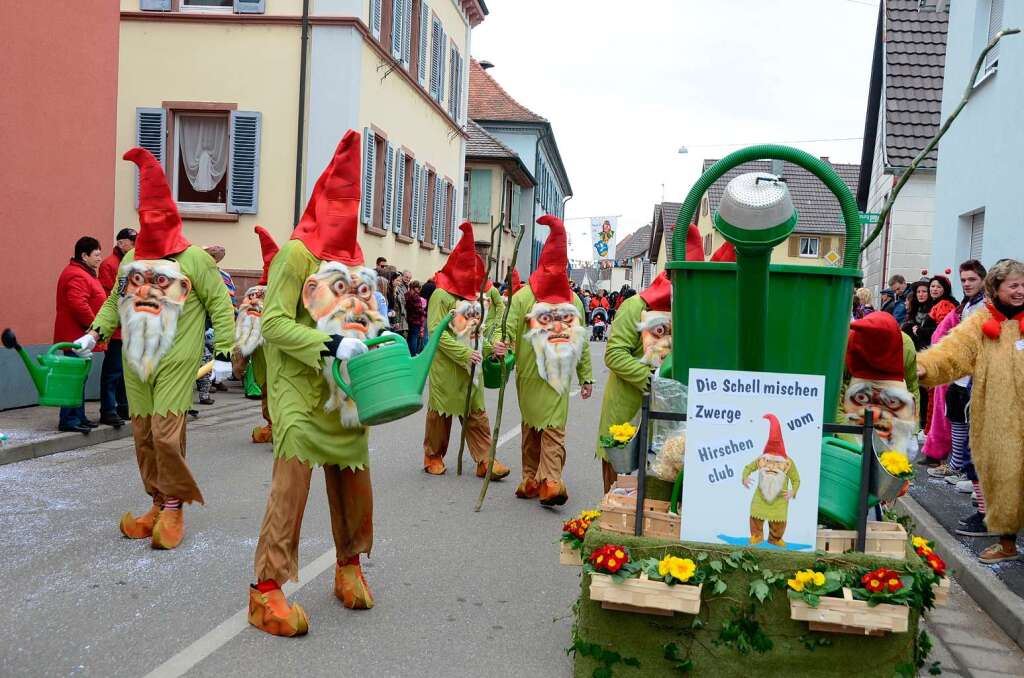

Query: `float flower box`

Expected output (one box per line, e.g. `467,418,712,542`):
789,587,909,636
815,521,908,561
560,541,583,567
589,571,702,617
933,577,950,607
598,476,681,540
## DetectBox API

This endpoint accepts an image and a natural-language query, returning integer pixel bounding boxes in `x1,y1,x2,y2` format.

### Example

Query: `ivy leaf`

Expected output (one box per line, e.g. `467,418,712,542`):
709,560,723,573
691,617,705,630
696,552,708,562
750,579,770,603
713,579,728,595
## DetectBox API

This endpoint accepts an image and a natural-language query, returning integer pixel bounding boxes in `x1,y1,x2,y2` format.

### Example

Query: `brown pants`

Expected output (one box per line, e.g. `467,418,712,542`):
132,413,203,505
601,460,618,494
521,424,566,483
749,516,786,544
422,409,491,464
254,455,373,583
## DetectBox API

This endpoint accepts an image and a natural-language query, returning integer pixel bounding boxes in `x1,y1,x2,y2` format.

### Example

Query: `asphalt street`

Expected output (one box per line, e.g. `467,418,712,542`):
1,344,612,678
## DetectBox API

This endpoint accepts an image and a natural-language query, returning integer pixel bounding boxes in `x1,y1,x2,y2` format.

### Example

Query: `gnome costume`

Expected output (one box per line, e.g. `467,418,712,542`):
422,222,510,479
741,414,800,546
249,131,383,637
87,148,235,549
232,226,279,444
503,215,593,506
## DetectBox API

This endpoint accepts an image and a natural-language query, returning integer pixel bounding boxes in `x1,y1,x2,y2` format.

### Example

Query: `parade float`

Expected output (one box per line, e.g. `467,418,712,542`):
570,146,949,677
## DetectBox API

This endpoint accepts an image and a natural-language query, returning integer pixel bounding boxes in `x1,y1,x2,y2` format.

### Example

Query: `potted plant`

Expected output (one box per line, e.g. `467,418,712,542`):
913,535,949,606
788,566,911,635
587,547,703,616
560,509,600,567
599,422,639,474
873,450,915,503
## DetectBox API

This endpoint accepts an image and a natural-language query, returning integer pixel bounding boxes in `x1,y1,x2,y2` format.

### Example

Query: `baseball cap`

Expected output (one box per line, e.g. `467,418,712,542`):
116,228,138,241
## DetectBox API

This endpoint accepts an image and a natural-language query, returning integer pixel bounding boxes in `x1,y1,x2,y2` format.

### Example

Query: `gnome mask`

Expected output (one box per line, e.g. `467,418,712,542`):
235,285,266,358
637,311,671,366
525,302,585,394
118,260,191,381
452,299,486,341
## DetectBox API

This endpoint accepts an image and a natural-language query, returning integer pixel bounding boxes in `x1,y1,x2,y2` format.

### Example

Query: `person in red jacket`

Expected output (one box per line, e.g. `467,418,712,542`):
97,228,136,426
54,237,107,433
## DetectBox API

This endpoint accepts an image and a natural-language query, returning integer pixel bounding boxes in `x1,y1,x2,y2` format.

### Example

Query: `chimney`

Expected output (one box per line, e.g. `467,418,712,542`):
770,159,784,177
479,60,495,70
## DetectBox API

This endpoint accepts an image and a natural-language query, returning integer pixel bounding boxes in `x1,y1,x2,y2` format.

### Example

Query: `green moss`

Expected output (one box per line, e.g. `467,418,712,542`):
573,527,919,677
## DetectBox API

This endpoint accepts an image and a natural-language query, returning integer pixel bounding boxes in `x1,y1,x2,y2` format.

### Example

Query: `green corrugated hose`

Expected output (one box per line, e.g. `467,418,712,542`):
670,145,862,269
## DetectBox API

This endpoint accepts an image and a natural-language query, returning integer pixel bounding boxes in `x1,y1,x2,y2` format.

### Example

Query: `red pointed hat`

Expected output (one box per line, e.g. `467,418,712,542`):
123,148,191,259
846,312,904,382
510,268,524,295
254,225,280,286
685,223,704,262
761,414,787,458
639,271,671,312
710,242,736,262
529,214,573,304
436,222,490,300
291,130,364,265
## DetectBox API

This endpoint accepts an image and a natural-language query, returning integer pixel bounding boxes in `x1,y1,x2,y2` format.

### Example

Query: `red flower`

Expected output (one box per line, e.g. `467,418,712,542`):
926,553,946,577
589,544,629,574
862,567,902,593
886,577,903,593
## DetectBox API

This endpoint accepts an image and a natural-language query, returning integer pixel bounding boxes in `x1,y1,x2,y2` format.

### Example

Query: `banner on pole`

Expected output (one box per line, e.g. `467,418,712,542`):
590,216,617,261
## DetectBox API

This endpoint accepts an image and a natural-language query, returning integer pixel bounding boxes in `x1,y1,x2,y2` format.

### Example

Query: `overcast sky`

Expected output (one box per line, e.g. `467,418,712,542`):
471,0,879,261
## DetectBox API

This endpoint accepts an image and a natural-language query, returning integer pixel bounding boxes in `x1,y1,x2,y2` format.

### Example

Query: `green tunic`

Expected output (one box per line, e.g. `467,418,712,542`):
595,295,651,461
90,245,235,417
426,286,503,416
741,459,801,522
505,286,593,430
261,240,368,470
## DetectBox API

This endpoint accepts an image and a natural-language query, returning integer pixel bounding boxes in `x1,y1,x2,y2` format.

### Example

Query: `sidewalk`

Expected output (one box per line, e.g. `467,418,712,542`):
0,385,254,466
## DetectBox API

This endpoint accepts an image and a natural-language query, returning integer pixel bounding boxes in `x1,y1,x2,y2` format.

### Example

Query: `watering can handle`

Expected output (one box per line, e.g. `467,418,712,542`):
329,333,407,398
49,342,82,355
363,333,408,351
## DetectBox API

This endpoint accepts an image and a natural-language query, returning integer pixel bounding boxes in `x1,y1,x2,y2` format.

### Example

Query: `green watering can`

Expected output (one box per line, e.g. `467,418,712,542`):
481,351,515,389
331,314,453,426
2,328,92,408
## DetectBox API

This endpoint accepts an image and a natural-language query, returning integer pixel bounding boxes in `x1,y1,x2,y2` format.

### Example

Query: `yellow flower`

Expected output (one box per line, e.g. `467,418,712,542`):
580,510,601,522
794,569,815,584
659,558,672,577
787,578,805,592
614,549,625,559
879,451,912,476
812,572,826,587
912,536,932,553
608,422,637,443
669,558,696,582
607,558,618,569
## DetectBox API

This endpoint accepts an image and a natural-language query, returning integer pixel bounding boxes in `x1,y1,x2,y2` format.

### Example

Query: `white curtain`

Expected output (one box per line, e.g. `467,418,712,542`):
178,115,229,192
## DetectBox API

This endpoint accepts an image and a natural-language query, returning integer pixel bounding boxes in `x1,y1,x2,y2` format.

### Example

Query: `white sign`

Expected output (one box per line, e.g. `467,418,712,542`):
680,368,825,551
590,216,617,261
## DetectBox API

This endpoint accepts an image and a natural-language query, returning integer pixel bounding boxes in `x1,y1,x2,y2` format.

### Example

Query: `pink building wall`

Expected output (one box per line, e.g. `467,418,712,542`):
0,1,120,345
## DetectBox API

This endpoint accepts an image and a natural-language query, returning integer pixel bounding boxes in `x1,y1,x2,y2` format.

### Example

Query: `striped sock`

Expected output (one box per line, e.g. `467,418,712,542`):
972,481,986,514
162,497,182,511
949,422,969,471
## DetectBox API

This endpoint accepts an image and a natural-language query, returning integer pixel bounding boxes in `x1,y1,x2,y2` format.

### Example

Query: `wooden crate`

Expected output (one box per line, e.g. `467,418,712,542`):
598,476,681,540
560,541,583,567
589,572,701,616
790,587,909,635
933,577,950,607
815,521,908,560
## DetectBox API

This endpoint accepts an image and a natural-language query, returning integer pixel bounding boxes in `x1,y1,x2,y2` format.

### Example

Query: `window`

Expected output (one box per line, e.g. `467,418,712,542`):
462,170,471,220
447,44,464,121
400,153,414,237
372,0,413,69
703,233,712,257
182,0,233,10
172,112,229,212
969,210,985,260
372,133,387,229
429,15,446,104
983,0,1004,74
799,236,820,258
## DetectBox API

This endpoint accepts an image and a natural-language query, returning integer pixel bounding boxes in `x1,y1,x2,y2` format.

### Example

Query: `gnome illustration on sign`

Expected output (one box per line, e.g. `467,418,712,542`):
741,414,801,547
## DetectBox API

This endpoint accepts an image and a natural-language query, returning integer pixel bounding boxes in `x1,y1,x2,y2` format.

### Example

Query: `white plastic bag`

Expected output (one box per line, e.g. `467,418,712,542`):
649,376,687,482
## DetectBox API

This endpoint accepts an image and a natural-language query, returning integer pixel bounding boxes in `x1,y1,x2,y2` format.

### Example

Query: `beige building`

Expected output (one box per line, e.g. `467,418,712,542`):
117,0,486,282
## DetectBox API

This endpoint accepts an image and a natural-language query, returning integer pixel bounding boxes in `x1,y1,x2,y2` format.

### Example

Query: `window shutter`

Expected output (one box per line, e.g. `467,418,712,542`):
140,0,171,10
233,0,265,14
361,127,376,225
511,184,521,230
391,0,404,59
401,0,412,66
135,107,166,207
468,169,492,223
433,175,443,244
455,53,464,120
429,18,441,99
969,212,985,259
371,0,383,40
418,169,428,241
986,0,1004,69
447,47,457,117
788,237,799,257
394,150,406,234
383,143,395,231
227,111,261,214
820,237,832,258
437,27,446,106
411,162,422,238
418,2,430,86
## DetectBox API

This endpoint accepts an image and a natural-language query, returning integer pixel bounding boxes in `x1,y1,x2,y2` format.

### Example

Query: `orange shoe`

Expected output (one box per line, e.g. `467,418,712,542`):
423,455,447,476
539,480,568,507
248,583,309,637
476,459,510,480
151,508,184,549
515,478,540,499
335,556,374,609
251,424,273,444
120,504,160,539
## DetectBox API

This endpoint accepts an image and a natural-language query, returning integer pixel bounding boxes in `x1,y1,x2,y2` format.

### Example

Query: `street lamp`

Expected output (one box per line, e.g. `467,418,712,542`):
677,146,688,154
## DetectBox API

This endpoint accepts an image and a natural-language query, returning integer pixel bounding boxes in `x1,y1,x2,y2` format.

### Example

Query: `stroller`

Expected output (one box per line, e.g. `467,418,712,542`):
590,307,609,341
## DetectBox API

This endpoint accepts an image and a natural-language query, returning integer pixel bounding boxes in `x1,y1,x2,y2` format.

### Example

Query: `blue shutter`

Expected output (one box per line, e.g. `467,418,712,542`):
140,0,171,10
411,162,422,238
429,18,441,99
391,0,404,59
227,111,261,214
418,3,430,86
449,181,458,248
468,169,492,223
511,184,521,231
371,0,383,40
383,143,395,231
401,0,412,66
135,107,166,207
433,175,442,244
361,127,376,225
233,0,265,14
418,169,428,241
436,27,446,106
394,150,405,234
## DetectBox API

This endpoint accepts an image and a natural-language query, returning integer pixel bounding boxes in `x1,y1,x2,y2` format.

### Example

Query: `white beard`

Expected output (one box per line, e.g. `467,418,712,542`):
318,313,385,429
118,299,184,382
235,311,263,358
453,301,486,385
526,325,586,394
758,467,787,503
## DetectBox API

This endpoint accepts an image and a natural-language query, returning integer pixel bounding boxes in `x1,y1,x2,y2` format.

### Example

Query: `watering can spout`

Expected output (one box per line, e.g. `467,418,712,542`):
2,328,92,407
412,312,454,394
2,328,45,393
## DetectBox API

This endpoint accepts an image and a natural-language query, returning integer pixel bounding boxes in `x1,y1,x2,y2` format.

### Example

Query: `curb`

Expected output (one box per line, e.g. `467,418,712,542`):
897,495,1024,652
0,422,134,466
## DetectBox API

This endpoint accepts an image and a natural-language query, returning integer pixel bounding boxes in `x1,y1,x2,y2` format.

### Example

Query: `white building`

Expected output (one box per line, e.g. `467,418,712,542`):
857,0,948,295
932,0,1021,291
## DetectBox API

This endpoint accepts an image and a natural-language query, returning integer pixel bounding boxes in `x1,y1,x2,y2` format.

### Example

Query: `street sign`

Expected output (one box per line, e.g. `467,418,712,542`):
823,250,840,267
858,212,880,225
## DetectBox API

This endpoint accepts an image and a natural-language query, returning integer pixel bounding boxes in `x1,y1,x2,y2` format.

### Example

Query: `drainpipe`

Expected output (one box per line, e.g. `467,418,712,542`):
529,128,551,270
293,0,311,225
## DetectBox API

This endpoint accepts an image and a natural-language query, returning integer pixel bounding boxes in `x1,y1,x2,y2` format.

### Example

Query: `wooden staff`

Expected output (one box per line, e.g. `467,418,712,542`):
475,223,525,511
